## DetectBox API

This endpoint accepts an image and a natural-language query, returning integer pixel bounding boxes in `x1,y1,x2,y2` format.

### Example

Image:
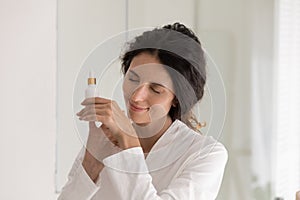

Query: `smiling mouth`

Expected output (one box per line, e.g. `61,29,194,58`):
129,103,149,112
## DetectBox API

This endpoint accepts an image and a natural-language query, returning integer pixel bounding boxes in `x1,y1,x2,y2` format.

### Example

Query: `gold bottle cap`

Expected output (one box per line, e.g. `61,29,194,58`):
88,78,96,85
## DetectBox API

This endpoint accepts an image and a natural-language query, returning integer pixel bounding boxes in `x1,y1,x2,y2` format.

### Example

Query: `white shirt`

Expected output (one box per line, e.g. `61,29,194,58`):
58,120,228,200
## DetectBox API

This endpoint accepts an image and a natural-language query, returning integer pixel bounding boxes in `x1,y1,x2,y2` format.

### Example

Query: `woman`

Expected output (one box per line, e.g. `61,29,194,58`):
58,22,228,200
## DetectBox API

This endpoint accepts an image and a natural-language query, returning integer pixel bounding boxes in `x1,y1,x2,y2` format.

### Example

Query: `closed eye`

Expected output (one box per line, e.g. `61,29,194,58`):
150,86,163,94
128,78,139,82
151,88,160,93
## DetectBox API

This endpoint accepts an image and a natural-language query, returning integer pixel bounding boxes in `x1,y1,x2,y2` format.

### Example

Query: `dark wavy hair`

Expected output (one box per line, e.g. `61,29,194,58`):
120,22,207,131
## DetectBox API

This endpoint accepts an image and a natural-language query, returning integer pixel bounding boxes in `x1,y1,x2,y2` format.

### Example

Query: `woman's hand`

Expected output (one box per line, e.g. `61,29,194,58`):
77,97,141,150
81,122,120,182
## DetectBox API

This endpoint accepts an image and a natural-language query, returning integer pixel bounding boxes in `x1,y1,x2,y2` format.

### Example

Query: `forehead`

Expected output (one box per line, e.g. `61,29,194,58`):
129,52,168,77
129,52,161,67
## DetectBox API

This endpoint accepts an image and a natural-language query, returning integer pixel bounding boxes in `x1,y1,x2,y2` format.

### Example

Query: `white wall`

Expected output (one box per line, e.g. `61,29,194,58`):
196,0,253,199
0,0,57,199
128,0,195,29
196,1,275,199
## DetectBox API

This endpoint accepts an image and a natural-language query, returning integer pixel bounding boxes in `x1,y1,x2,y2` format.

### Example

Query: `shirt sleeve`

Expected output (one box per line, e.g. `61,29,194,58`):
102,143,228,200
57,147,101,200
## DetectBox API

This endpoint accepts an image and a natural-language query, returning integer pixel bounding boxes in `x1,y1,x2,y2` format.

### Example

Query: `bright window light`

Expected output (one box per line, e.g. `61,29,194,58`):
274,0,300,199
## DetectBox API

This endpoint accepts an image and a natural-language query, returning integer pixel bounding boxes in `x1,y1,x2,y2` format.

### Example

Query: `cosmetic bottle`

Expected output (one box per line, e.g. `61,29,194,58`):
85,70,98,98
85,70,101,127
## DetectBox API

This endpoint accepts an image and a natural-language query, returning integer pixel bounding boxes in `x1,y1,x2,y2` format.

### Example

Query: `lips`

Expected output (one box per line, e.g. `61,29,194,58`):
129,102,148,112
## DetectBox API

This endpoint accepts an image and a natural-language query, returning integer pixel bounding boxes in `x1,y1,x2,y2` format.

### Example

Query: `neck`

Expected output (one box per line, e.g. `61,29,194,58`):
134,116,173,154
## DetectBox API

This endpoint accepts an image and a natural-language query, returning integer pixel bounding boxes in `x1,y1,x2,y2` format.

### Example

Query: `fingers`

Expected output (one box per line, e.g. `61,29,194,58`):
77,104,109,117
81,97,111,105
79,113,104,121
77,97,130,138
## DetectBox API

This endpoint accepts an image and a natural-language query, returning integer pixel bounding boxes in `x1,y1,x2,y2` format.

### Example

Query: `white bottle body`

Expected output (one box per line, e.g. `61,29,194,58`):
85,83,101,127
85,84,98,98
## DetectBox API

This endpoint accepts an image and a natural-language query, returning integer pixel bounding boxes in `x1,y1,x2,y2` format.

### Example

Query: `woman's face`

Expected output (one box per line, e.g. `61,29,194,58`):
122,52,175,126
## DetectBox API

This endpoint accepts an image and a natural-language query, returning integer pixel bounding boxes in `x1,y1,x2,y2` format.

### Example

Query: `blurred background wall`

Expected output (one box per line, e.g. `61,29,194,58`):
0,0,57,199
0,0,299,199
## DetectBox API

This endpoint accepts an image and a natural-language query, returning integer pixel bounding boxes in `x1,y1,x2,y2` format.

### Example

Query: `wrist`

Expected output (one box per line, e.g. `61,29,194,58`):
82,150,104,182
119,134,141,150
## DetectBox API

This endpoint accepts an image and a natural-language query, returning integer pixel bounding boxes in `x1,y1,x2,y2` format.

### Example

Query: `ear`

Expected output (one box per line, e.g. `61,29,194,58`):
172,98,178,107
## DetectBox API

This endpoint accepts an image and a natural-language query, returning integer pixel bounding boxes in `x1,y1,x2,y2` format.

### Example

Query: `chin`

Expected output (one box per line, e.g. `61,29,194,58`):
128,111,150,125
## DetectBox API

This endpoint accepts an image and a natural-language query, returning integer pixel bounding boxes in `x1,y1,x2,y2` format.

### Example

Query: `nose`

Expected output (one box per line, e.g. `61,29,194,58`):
130,84,149,102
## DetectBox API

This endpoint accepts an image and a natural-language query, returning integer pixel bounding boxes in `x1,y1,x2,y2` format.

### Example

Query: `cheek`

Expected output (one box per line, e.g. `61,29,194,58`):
147,104,164,121
122,80,136,101
163,93,175,108
150,97,173,116
163,99,174,112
